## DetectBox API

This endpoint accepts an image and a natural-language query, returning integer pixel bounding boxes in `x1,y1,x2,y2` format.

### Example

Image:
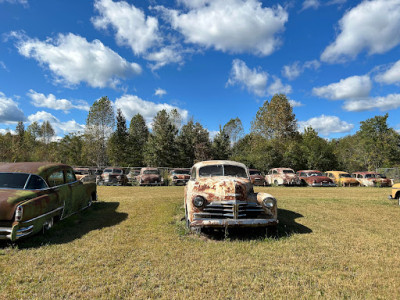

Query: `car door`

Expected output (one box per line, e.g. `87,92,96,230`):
65,167,89,214
47,168,72,219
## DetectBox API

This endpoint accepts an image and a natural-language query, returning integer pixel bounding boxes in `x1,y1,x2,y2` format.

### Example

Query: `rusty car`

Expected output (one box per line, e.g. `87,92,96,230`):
0,162,97,241
127,168,140,185
296,170,336,187
137,167,164,186
169,168,190,186
265,168,302,186
184,160,278,234
249,169,266,186
325,171,359,187
97,167,128,186
389,183,400,202
73,167,97,183
352,171,391,187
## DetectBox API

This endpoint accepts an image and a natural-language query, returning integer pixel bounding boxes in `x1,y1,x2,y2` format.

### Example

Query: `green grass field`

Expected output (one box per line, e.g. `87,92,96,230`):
1,186,400,299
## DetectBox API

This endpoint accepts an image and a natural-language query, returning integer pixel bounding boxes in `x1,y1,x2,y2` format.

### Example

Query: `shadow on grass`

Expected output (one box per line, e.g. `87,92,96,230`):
195,208,312,241
1,201,128,249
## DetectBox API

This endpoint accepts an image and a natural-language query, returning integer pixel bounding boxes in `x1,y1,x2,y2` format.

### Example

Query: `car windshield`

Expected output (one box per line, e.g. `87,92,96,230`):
144,170,159,175
199,165,248,178
308,172,323,176
339,174,351,178
365,174,375,178
377,174,386,178
249,170,261,175
172,170,190,175
0,173,30,189
283,170,294,174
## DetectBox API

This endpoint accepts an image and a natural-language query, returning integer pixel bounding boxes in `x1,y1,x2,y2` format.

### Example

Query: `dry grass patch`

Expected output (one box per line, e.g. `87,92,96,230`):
1,186,400,299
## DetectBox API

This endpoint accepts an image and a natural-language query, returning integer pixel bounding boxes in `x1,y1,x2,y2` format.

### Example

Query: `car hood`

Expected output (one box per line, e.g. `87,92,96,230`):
0,189,40,221
172,174,190,179
192,177,251,202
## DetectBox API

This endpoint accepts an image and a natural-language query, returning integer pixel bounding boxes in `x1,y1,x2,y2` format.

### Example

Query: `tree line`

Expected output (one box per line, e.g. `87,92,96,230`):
2,94,400,173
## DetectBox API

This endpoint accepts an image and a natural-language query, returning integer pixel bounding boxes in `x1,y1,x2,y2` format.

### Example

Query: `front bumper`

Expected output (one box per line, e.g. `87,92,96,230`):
190,218,278,228
172,179,188,185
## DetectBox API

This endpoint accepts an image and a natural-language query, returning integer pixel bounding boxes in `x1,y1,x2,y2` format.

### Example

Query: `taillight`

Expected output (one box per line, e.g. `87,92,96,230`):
15,205,23,221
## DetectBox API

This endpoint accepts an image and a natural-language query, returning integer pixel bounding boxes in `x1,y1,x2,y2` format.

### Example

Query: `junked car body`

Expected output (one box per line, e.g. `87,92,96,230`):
325,171,359,187
389,183,400,201
249,169,266,186
265,168,302,186
138,167,164,186
0,162,97,241
97,168,128,186
74,167,97,183
127,169,140,185
352,172,391,187
169,168,190,186
296,170,336,187
184,160,278,233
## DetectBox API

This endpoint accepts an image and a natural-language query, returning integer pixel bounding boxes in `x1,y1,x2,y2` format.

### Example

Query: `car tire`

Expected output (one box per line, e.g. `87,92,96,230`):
274,180,279,186
43,217,54,233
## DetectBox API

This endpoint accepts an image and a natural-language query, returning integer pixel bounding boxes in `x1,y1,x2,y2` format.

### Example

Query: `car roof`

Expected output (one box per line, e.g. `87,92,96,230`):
0,162,69,178
192,160,247,169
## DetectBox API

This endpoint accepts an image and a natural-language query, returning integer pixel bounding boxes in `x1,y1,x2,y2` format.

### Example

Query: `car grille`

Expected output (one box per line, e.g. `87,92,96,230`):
193,200,267,220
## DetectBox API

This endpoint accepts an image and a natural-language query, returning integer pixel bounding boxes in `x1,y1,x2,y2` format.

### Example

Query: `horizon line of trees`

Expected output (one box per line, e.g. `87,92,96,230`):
1,94,399,173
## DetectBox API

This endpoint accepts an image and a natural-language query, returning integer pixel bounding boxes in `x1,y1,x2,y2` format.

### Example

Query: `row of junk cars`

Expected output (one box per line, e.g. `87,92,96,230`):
1,161,399,242
74,166,394,188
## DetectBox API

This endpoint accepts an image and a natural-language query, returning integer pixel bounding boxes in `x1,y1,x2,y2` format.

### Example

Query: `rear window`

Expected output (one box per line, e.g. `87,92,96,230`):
0,173,29,189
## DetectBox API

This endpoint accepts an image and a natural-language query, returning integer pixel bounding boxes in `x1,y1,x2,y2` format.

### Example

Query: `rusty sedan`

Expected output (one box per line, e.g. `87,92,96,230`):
0,162,97,241
249,169,266,186
138,167,164,186
296,170,336,187
184,160,278,234
169,168,190,186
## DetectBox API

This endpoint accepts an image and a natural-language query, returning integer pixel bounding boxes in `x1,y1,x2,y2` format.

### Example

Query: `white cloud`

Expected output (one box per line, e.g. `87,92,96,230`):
267,76,292,96
298,115,354,136
302,0,320,11
289,99,303,107
312,75,372,100
0,61,7,71
375,60,400,85
321,0,400,63
208,130,219,141
0,128,16,135
92,0,161,55
145,45,185,70
0,92,25,123
282,60,320,80
27,111,85,135
0,0,27,5
227,59,268,97
114,94,189,126
157,0,288,56
13,32,141,88
27,89,89,113
343,94,400,112
154,88,167,97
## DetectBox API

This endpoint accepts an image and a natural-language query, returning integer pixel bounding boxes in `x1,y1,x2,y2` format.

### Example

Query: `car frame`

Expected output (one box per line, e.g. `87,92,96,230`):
296,170,336,187
184,160,278,232
325,171,359,187
0,162,97,241
265,168,302,186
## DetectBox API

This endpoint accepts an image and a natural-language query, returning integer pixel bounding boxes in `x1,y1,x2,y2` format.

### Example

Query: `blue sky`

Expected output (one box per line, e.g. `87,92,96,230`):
1,0,400,139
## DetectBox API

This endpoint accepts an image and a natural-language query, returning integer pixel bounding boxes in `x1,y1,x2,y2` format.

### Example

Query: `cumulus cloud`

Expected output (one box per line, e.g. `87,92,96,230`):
12,32,141,88
145,45,185,70
375,60,400,85
27,111,85,135
0,0,27,5
267,76,292,96
282,60,320,80
156,0,288,56
289,99,303,107
27,89,89,113
227,59,268,97
321,0,400,63
0,92,25,123
0,128,16,135
114,94,188,126
154,88,167,97
343,94,400,112
312,75,372,100
301,0,320,11
92,0,161,55
298,115,354,136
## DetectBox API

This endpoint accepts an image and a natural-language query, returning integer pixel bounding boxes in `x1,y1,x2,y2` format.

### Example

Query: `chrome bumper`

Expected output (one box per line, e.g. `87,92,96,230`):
190,218,278,228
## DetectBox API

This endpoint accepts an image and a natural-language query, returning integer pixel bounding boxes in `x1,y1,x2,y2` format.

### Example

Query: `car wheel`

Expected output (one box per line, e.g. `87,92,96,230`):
274,180,279,186
43,217,54,232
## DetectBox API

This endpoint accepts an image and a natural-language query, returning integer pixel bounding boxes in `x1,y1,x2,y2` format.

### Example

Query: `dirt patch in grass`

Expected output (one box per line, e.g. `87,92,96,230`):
1,186,400,298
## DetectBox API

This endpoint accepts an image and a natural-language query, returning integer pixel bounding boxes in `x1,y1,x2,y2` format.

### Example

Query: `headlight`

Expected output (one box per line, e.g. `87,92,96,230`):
263,197,275,208
193,196,205,208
